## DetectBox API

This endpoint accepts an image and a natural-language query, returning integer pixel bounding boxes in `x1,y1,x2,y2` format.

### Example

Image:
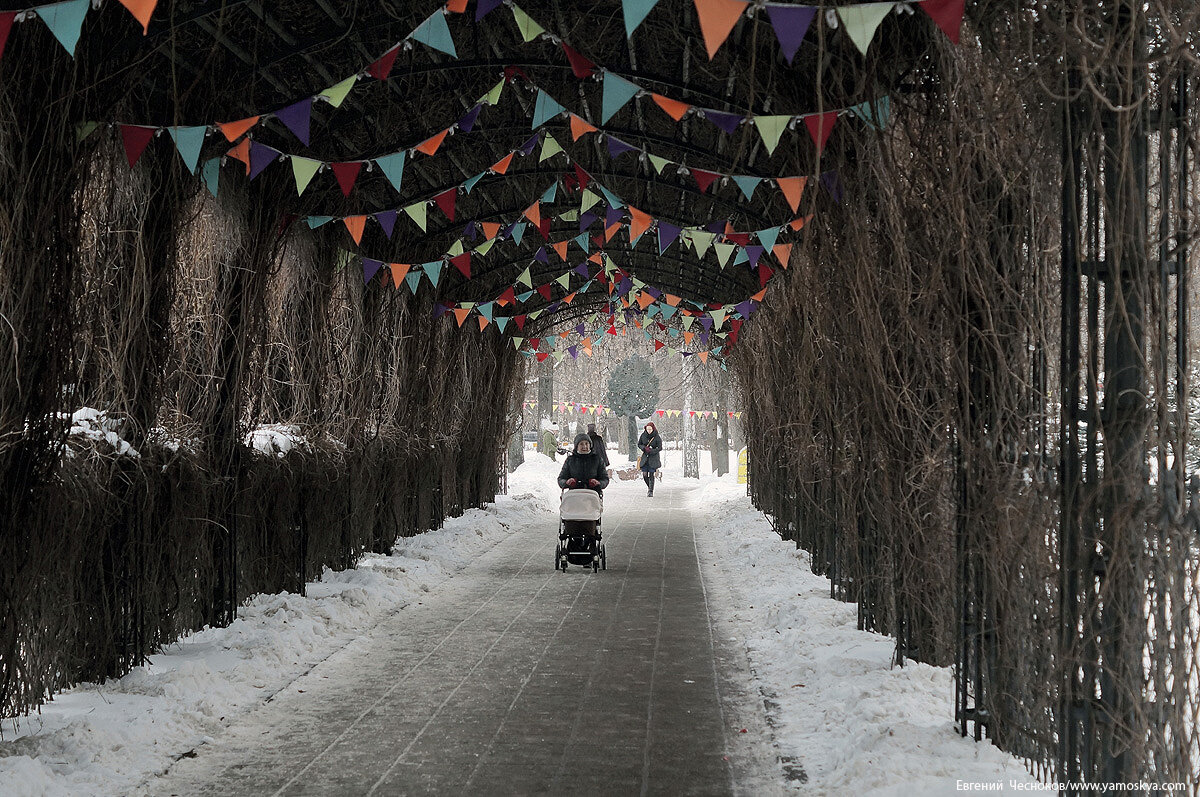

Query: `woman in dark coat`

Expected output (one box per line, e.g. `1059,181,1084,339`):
558,433,610,494
637,422,663,497
587,423,610,469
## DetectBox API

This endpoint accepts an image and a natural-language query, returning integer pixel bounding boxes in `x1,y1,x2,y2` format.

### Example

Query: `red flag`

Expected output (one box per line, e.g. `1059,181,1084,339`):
920,0,965,44
561,43,596,78
536,284,552,300
331,162,362,196
692,168,720,193
574,163,591,190
0,12,17,61
449,252,471,278
758,263,774,288
368,46,401,80
536,352,550,362
119,125,156,168
514,315,527,330
804,112,838,154
497,286,517,306
538,218,551,239
435,187,457,221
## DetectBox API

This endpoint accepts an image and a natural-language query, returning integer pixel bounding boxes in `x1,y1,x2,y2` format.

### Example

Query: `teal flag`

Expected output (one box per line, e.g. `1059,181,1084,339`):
601,72,640,123
168,126,207,174
731,176,760,201
532,89,566,128
411,10,457,57
375,151,406,192
201,158,221,198
622,0,659,37
37,0,89,56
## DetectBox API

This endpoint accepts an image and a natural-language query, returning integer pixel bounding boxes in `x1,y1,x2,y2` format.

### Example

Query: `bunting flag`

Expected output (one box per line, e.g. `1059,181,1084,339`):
651,93,690,122
532,89,567,128
363,258,384,283
561,43,596,79
622,0,659,36
693,0,748,59
731,175,760,201
368,45,401,81
450,252,471,278
434,187,457,221
219,116,259,143
477,0,504,20
343,215,367,245
331,162,362,196
569,114,598,141
117,0,158,34
415,129,448,156
753,115,791,156
37,0,90,56
692,168,720,193
119,125,155,168
0,13,15,63
319,76,357,108
511,3,545,42
167,126,206,173
375,151,406,192
804,112,838,154
921,0,965,44
248,142,280,180
849,96,891,129
275,98,312,146
411,8,457,57
837,3,896,56
404,201,427,231
601,72,640,123
765,4,816,65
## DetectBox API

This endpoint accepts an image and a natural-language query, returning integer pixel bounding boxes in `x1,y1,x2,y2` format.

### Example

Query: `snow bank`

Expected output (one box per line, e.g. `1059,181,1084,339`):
0,483,554,797
689,475,1037,796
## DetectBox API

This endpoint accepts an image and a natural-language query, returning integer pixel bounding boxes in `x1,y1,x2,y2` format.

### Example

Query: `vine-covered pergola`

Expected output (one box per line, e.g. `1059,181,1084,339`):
0,1,1196,791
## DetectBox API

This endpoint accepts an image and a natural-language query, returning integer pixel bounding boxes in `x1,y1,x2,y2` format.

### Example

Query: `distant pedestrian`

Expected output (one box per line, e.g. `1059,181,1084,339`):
637,422,663,497
587,423,610,470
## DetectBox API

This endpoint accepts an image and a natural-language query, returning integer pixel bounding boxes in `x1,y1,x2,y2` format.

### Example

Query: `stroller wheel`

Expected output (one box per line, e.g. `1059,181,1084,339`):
554,544,561,571
600,547,606,571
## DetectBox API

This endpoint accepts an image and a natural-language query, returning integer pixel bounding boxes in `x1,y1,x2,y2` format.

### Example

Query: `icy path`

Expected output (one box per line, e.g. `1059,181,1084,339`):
141,466,780,796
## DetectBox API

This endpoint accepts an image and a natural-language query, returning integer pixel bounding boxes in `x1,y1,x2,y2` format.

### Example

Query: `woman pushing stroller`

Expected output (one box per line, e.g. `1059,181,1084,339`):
558,433,610,494
556,434,610,571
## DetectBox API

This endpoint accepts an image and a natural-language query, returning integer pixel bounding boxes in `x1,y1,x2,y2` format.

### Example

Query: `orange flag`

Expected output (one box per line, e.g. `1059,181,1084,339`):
569,114,598,141
694,0,749,59
416,129,448,156
478,315,490,331
683,331,695,344
446,0,468,11
118,0,157,33
628,206,652,244
227,138,251,174
490,152,515,174
664,293,681,306
390,263,410,288
562,292,577,304
552,241,569,261
453,307,472,327
698,351,709,363
776,176,807,213
788,213,813,231
772,243,794,269
651,94,690,122
219,116,259,142
343,215,367,244
481,222,501,240
604,223,621,242
637,291,655,310
750,287,767,301
524,202,541,226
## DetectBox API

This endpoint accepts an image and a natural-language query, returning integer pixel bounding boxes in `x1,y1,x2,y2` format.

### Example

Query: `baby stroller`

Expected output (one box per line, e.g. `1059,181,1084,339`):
555,488,606,572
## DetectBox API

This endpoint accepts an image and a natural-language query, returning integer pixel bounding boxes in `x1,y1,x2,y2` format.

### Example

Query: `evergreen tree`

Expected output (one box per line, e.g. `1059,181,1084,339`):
604,355,660,460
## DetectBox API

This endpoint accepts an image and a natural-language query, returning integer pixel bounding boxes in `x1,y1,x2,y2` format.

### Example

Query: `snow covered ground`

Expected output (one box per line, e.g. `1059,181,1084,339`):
0,449,1036,796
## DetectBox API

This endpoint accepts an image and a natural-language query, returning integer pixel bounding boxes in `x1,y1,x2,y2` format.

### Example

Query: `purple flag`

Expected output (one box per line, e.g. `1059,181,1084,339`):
704,109,744,134
534,246,549,263
457,104,482,133
705,220,725,233
547,301,560,312
579,210,598,231
500,221,516,240
433,302,450,319
765,5,816,65
606,136,637,157
275,98,313,146
743,245,765,266
568,345,579,359
699,332,711,345
362,258,383,283
657,222,682,254
375,210,397,239
519,133,540,155
645,286,662,300
575,323,587,335
476,0,503,20
573,263,591,277
735,300,754,317
605,205,624,228
699,316,714,331
463,221,478,242
248,142,280,180
820,170,844,203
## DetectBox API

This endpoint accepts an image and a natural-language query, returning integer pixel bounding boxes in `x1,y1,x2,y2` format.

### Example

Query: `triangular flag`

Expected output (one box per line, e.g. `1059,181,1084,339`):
463,171,487,192
167,126,206,173
415,129,448,156
219,116,259,142
540,135,564,161
731,175,760,201
411,9,457,57
601,72,640,123
651,93,690,122
481,222,502,240
424,260,443,286
765,4,815,64
849,96,891,129
837,3,895,55
452,307,472,327
275,98,312,146
449,252,471,278
690,230,716,258
622,0,659,36
375,151,406,192
920,0,964,44
477,0,503,20
447,239,465,257
119,125,156,168
552,241,569,261
704,109,744,134
692,168,720,193
511,4,545,42
804,112,838,154
524,202,541,227
362,258,384,283
532,89,567,128
756,227,780,251
627,207,652,245
647,154,671,174
490,152,515,174
404,202,428,231
510,222,527,245
75,121,99,142
375,210,398,239
0,13,14,63
447,0,468,12
772,243,793,269
753,115,791,156
201,159,220,197
343,215,367,245
561,43,596,78
478,315,490,331
657,222,682,255
117,0,157,34
248,142,280,180
540,182,558,203
389,263,411,289
36,0,90,56
331,162,362,196
606,136,637,157
569,114,598,141
693,0,748,59
319,76,356,108
713,242,736,268
517,267,533,288
481,79,504,106
405,271,422,293
434,188,456,221
776,176,807,213
368,45,401,81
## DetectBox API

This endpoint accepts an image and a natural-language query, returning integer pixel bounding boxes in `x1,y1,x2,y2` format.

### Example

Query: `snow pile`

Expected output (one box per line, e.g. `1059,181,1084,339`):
60,407,140,459
689,477,1037,795
0,486,553,797
244,424,307,457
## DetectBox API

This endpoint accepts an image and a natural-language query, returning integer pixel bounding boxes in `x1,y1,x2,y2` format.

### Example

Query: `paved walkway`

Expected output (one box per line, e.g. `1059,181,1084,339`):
145,476,783,796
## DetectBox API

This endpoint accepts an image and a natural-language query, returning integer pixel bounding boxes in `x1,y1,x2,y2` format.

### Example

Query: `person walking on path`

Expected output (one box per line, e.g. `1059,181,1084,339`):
558,434,610,495
637,422,663,497
587,423,610,474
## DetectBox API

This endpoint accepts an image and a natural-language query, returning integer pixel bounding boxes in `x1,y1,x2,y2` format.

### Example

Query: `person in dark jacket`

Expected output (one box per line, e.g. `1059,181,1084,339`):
637,422,663,497
558,433,610,494
587,423,610,469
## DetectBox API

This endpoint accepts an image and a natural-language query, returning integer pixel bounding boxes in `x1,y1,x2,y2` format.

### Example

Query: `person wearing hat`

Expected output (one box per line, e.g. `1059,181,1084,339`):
637,422,663,497
587,423,610,474
558,433,610,494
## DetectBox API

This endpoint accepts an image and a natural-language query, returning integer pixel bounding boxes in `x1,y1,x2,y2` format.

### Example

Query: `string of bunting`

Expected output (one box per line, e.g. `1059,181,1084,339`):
523,400,743,419
0,0,158,60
